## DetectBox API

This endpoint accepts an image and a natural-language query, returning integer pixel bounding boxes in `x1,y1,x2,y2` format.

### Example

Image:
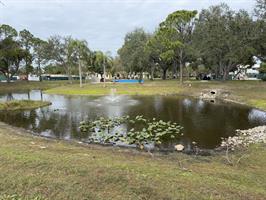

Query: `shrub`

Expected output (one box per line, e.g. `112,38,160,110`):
259,62,266,73
261,74,266,81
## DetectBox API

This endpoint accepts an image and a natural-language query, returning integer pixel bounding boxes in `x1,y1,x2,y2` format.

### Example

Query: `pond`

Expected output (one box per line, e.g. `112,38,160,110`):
0,90,266,151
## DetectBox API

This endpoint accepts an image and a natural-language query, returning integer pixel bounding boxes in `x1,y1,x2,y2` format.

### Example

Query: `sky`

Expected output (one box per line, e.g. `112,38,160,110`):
0,0,256,55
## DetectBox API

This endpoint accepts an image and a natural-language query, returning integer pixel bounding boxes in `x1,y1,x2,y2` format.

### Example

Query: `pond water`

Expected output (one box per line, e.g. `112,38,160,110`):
0,90,266,151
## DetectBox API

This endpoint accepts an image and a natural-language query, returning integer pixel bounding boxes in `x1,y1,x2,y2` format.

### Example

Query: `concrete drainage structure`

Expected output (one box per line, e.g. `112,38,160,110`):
200,89,230,100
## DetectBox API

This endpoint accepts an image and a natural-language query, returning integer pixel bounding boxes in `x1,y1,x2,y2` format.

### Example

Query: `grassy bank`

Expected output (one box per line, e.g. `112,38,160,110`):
45,80,183,96
0,80,72,93
2,80,266,111
0,100,51,111
45,80,266,110
0,122,266,200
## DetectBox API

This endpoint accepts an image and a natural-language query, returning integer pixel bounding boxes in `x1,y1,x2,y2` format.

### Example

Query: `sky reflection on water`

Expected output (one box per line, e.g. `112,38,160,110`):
0,90,266,150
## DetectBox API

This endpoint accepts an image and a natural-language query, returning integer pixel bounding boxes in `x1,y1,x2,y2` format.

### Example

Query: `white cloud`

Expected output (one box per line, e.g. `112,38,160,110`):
0,0,255,55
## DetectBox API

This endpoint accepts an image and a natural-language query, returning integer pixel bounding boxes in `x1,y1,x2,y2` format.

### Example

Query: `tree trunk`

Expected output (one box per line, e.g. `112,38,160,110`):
218,60,224,80
179,51,183,84
223,72,227,81
138,72,143,84
223,67,229,81
6,73,10,83
150,68,154,80
172,60,177,79
25,60,29,82
162,68,167,80
67,66,72,84
215,66,219,80
150,62,155,81
38,60,42,82
185,63,189,81
179,62,183,84
78,58,82,88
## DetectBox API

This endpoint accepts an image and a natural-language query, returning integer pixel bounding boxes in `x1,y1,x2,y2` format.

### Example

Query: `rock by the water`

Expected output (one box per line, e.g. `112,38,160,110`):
175,144,185,151
221,126,266,150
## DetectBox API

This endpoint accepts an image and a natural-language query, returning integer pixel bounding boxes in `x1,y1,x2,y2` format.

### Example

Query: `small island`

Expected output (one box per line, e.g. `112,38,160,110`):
0,100,52,111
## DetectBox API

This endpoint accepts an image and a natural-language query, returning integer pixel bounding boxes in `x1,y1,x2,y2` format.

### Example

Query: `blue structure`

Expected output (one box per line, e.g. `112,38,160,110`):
113,79,144,83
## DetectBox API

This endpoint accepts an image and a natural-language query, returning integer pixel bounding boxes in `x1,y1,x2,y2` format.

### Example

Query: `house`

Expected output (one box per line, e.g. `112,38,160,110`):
230,57,261,80
0,74,18,82
28,74,41,81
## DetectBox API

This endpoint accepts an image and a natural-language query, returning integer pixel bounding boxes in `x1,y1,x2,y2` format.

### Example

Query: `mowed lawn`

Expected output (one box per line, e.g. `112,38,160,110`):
0,123,266,200
45,80,266,110
1,79,266,111
0,80,266,199
0,80,74,93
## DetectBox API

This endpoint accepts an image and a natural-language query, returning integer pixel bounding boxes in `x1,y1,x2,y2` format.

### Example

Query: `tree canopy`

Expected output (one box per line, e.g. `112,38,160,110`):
117,2,265,81
0,36,28,82
118,28,150,79
0,0,266,82
193,4,256,80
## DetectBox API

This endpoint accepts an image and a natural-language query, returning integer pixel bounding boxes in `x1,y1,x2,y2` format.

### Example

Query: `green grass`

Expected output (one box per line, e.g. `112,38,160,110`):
45,81,183,96
0,100,51,111
45,80,266,110
0,80,73,93
0,123,266,200
0,80,266,199
2,80,266,111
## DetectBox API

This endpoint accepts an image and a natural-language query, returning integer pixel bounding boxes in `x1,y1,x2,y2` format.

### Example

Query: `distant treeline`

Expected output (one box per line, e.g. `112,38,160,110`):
118,0,266,81
0,0,265,83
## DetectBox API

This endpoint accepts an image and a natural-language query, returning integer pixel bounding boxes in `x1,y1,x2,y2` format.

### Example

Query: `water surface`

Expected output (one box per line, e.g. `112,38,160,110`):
0,90,266,150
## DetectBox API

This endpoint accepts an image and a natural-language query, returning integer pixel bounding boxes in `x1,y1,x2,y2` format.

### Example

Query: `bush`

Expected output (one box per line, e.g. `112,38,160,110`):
259,62,266,73
261,74,266,81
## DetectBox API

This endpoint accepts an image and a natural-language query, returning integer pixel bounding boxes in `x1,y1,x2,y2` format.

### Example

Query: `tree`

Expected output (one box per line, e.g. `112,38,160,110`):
43,64,64,74
71,39,90,87
0,37,28,82
254,0,266,62
0,24,17,39
90,51,105,75
118,28,150,81
111,56,124,77
103,51,114,80
255,0,266,19
193,4,256,80
146,29,175,80
0,24,28,82
160,10,197,83
19,29,34,79
48,35,78,83
32,38,49,80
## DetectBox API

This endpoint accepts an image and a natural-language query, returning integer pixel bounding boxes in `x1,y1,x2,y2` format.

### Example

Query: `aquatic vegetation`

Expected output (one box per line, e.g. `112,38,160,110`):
79,115,183,148
0,100,51,111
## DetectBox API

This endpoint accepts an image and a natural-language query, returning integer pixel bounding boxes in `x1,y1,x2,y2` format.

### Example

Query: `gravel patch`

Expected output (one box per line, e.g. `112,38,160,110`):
221,126,266,150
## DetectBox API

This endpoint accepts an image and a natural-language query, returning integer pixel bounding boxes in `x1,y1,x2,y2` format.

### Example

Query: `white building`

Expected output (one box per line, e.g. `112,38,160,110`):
230,57,261,80
28,74,40,81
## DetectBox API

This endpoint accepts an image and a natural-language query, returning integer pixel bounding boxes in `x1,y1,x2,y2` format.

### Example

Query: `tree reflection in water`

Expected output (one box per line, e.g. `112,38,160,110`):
0,90,266,150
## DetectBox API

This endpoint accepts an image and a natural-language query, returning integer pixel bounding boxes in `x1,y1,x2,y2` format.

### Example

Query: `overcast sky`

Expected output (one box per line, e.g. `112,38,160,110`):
0,0,256,55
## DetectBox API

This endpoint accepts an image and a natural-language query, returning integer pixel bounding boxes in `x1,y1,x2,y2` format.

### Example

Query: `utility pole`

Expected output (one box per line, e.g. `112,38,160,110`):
79,58,82,88
103,57,106,87
78,46,82,88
